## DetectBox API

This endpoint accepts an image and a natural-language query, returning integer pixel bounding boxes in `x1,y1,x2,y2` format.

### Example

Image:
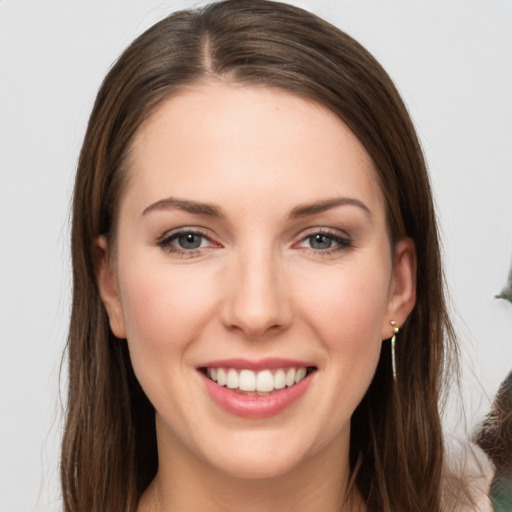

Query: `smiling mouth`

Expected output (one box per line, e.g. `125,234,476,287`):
200,366,317,396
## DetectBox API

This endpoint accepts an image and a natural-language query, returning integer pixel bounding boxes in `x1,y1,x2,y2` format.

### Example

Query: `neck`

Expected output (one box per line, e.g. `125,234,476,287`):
139,419,364,512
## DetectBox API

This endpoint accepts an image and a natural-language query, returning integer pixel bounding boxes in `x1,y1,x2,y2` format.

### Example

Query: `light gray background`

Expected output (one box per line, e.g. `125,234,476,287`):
1,1,511,510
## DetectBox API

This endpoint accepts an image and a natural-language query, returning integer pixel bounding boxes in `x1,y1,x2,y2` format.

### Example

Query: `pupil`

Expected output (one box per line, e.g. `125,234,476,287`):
311,234,332,249
178,233,202,249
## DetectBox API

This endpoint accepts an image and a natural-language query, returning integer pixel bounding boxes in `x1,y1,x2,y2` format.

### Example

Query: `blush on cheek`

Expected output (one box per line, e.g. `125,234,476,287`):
306,273,387,336
305,271,386,392
120,267,216,351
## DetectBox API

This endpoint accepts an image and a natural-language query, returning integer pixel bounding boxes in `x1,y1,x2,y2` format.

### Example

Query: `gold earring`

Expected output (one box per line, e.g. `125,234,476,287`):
390,320,399,381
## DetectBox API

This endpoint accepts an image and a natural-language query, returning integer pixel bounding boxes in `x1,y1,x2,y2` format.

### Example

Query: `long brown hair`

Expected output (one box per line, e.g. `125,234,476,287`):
62,1,457,510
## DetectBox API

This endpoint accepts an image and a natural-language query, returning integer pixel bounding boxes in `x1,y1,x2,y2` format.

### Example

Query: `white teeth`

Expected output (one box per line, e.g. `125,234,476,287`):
239,369,256,391
217,368,227,386
274,368,286,389
226,369,239,389
295,367,307,383
206,366,311,392
285,368,296,387
256,370,274,392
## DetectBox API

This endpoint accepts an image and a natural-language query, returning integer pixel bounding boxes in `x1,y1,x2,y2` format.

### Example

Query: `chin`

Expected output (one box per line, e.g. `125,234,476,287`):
193,426,327,481
210,450,305,481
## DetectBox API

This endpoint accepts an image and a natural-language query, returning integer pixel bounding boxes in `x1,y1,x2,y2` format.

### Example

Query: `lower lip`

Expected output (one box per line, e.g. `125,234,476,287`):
200,371,314,419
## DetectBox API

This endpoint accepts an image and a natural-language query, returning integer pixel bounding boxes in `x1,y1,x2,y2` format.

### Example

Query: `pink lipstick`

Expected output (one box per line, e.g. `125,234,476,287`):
198,358,316,418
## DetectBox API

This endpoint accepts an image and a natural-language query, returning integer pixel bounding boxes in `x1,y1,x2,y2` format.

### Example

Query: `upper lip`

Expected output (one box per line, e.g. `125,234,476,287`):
198,358,315,371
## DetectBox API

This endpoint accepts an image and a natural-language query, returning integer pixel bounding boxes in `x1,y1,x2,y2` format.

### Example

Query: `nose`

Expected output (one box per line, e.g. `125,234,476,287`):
220,248,293,339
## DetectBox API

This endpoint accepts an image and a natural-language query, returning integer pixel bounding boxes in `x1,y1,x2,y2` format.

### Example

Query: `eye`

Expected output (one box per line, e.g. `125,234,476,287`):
174,232,205,250
296,229,352,254
308,233,336,250
156,228,219,256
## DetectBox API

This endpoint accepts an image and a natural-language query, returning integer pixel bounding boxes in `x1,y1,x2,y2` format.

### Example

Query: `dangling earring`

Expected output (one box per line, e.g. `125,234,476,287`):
390,320,399,381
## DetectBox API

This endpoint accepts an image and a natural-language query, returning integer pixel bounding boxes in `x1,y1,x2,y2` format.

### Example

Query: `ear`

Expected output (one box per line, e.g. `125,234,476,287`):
382,237,417,339
93,235,127,339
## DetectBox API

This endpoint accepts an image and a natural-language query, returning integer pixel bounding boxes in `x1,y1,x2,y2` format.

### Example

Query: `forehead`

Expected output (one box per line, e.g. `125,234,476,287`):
124,82,385,219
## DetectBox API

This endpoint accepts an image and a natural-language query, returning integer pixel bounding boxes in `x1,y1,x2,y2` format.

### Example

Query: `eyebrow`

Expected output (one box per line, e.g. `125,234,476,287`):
289,197,372,219
141,196,371,220
142,197,224,218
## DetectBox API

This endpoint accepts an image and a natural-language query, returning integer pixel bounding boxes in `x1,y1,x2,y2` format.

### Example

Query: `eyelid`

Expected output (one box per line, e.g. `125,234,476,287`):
295,226,351,243
293,227,353,253
156,226,221,255
156,226,211,243
155,225,352,257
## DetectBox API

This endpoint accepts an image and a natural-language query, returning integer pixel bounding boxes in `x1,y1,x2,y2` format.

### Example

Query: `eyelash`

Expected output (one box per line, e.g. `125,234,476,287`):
297,229,353,256
156,228,353,257
156,228,217,257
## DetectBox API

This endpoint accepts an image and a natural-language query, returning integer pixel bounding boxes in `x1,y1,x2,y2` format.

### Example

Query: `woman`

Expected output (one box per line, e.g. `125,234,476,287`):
61,1,487,510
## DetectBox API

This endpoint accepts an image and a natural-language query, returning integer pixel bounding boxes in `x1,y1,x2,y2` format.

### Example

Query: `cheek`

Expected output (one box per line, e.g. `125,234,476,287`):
116,260,223,429
304,265,389,333
117,260,217,367
298,261,390,378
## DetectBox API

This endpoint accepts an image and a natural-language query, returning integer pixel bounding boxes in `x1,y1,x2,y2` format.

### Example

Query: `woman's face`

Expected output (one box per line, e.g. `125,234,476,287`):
97,83,415,479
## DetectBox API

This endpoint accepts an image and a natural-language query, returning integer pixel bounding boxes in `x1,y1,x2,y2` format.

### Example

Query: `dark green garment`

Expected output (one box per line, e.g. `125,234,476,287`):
476,371,512,512
489,476,512,512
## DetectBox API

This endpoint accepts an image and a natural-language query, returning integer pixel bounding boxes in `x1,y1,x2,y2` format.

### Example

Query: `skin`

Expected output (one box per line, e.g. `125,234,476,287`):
96,82,416,512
